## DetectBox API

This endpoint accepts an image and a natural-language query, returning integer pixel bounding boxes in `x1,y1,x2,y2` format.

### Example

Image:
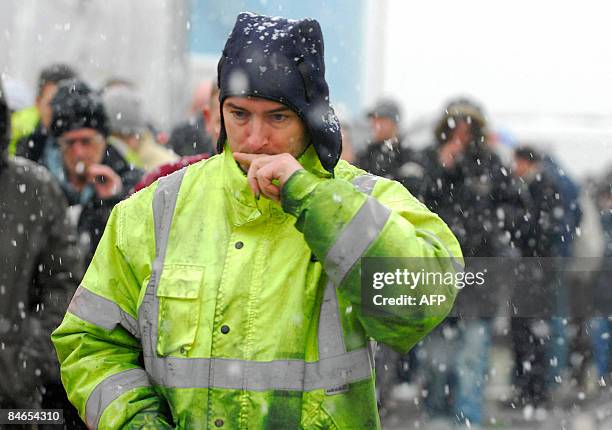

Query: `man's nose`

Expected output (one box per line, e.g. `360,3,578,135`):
245,117,268,151
70,141,87,158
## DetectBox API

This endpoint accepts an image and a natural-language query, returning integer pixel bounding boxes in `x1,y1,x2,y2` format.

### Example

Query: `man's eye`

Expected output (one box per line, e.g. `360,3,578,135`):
270,113,287,122
232,110,248,120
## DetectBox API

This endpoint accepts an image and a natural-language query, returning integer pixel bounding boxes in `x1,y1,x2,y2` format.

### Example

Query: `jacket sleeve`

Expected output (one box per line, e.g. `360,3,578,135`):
52,203,173,430
281,169,463,353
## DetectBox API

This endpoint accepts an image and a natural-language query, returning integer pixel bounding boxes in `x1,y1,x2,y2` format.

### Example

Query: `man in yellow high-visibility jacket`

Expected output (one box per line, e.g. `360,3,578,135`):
52,12,462,429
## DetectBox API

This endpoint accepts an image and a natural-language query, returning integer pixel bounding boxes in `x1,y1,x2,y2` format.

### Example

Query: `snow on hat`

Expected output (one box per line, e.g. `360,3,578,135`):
50,79,109,138
102,86,146,136
217,12,342,174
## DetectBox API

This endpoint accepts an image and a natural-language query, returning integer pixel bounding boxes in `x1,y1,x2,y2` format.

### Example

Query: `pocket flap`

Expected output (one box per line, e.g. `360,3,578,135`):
156,266,203,299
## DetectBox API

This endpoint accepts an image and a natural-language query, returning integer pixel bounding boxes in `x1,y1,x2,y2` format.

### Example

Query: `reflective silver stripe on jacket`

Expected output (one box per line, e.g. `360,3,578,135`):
352,174,381,366
139,168,187,360
68,286,140,339
351,173,378,196
317,279,347,359
137,171,377,391
323,196,391,286
85,368,151,429
143,347,371,391
316,174,382,383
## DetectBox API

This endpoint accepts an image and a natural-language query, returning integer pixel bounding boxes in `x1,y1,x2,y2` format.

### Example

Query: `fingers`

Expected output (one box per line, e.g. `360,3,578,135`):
247,156,280,201
86,164,112,181
233,152,260,163
234,152,303,202
255,162,281,201
246,158,262,198
233,152,260,172
86,164,122,198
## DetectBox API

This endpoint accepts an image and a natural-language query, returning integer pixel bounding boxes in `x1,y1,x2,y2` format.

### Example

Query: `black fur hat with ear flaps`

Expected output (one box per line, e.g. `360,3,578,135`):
216,12,342,174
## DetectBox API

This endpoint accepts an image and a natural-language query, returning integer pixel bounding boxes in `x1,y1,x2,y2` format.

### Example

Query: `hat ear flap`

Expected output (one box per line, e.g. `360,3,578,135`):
216,112,227,154
296,59,314,103
216,55,227,154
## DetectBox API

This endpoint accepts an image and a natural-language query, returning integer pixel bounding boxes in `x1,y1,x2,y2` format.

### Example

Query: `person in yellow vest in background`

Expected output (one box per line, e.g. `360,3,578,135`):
52,12,462,429
2,76,36,155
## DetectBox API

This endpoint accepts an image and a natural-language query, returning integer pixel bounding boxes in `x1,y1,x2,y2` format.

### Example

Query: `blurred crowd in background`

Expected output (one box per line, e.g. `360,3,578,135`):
1,60,612,430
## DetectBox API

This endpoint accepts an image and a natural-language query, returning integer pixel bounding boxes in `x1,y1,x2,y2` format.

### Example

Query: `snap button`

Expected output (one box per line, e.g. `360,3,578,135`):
235,241,244,249
179,347,187,355
220,325,230,334
214,418,224,427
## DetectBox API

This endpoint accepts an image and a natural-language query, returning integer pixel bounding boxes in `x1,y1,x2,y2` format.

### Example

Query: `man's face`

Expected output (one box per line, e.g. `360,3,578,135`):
369,117,397,142
36,83,58,130
222,96,307,158
58,128,106,181
448,120,472,147
514,157,534,178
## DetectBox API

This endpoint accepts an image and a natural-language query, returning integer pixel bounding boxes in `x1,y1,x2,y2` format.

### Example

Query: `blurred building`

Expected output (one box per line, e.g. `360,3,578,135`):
0,0,380,130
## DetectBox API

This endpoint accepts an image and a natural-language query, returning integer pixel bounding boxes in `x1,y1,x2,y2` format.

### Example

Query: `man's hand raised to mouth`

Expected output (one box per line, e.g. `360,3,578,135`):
233,152,304,202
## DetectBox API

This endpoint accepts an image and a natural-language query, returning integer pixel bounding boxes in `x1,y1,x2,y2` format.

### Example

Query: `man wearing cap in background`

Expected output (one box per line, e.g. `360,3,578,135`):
357,98,424,196
46,79,142,263
14,63,78,160
511,145,565,412
357,98,426,410
102,85,179,172
53,12,461,429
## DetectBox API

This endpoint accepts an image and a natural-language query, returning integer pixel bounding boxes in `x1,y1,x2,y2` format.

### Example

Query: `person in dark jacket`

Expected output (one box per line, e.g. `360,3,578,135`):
15,64,78,162
0,79,82,411
418,97,528,427
511,145,566,410
46,79,143,263
356,99,424,195
589,169,612,383
357,99,426,410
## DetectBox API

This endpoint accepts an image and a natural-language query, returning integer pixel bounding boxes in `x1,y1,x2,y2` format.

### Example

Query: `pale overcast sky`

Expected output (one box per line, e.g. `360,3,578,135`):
383,0,612,116
381,0,612,177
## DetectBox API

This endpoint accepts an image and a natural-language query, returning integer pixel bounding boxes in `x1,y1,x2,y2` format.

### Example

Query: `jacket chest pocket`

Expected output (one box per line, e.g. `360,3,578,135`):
155,266,204,356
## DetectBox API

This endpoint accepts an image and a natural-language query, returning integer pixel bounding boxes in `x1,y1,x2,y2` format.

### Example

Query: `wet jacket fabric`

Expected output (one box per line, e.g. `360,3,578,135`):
517,168,566,258
0,157,81,407
510,168,566,317
52,144,461,429
356,138,424,197
542,156,582,257
418,145,527,316
15,121,49,162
